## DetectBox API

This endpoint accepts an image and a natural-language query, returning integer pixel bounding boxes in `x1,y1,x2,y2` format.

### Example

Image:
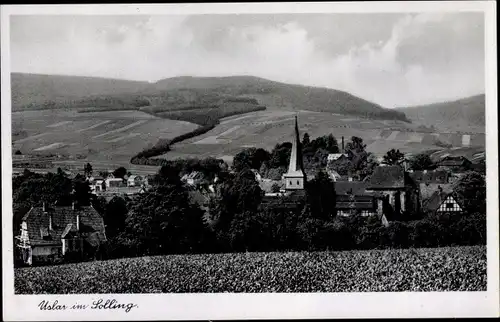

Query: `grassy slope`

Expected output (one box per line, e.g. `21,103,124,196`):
396,94,485,133
15,246,486,293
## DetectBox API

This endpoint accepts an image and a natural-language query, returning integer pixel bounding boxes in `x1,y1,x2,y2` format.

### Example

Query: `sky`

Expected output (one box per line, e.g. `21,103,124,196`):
10,12,485,108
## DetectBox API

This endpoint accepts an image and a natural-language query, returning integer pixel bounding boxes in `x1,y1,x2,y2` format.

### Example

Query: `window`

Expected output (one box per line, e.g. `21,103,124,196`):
296,180,300,185
446,203,454,209
289,181,292,185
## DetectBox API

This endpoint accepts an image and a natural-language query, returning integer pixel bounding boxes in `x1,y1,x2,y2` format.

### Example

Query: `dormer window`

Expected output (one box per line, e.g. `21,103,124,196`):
40,227,51,240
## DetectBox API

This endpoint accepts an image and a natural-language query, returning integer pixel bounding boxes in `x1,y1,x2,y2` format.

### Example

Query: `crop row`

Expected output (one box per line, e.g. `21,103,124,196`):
15,246,486,294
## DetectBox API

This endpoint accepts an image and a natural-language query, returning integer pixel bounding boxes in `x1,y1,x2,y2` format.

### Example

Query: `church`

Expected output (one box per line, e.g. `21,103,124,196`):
261,115,307,210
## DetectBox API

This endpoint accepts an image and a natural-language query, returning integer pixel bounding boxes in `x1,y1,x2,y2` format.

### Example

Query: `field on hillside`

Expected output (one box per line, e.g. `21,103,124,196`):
15,246,486,293
11,110,198,172
398,94,485,133
156,110,486,161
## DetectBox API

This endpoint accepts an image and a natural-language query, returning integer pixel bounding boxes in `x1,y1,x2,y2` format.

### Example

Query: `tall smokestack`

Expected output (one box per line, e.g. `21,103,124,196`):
342,136,345,154
42,202,46,212
76,214,80,231
72,201,75,210
49,214,52,231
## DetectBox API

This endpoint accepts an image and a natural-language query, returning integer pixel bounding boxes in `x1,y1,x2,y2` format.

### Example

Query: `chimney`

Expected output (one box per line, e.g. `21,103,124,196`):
76,214,80,231
49,214,52,231
42,202,46,212
72,201,75,210
342,136,345,154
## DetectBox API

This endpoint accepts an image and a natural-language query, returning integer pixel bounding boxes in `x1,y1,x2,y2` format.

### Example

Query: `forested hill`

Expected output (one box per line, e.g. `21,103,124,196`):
11,73,149,109
396,94,485,132
11,73,409,122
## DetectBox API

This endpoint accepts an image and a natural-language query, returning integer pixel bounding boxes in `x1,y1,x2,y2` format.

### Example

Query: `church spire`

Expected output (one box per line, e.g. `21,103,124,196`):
283,114,306,190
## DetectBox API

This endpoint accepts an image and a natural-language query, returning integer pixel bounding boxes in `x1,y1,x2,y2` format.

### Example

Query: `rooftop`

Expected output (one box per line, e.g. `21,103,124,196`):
22,204,106,247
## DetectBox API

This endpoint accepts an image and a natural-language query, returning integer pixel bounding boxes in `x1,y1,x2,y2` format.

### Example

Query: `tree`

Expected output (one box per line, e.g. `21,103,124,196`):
72,174,92,206
210,168,264,234
382,149,405,166
123,171,208,256
302,133,310,146
409,153,436,170
304,170,336,221
232,147,271,172
268,142,292,169
345,136,366,154
454,171,486,213
104,196,129,238
113,166,127,179
83,163,93,177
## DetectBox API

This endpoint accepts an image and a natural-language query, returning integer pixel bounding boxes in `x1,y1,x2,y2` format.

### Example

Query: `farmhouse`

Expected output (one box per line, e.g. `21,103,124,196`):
17,202,106,265
127,175,144,187
420,183,463,215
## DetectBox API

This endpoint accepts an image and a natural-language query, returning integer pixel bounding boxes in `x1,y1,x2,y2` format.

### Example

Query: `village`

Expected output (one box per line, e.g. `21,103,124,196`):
13,115,486,267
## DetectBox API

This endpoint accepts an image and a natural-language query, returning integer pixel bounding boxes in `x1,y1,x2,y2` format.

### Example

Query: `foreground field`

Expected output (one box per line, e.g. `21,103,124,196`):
159,110,485,161
15,246,486,294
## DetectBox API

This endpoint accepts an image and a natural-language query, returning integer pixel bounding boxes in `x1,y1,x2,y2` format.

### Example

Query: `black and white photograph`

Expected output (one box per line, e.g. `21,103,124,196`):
2,2,498,320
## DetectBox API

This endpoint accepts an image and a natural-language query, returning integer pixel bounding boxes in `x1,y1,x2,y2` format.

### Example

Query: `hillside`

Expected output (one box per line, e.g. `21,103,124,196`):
11,73,409,122
11,73,149,110
396,94,485,133
149,76,410,122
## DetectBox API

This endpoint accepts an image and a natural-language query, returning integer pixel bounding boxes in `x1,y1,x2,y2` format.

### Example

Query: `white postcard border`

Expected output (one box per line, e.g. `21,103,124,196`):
2,2,498,320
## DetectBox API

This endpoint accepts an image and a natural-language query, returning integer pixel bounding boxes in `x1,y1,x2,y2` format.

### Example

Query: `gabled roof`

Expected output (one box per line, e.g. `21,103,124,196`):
438,156,472,166
420,183,457,213
184,171,205,180
368,166,406,189
327,153,348,161
22,205,106,246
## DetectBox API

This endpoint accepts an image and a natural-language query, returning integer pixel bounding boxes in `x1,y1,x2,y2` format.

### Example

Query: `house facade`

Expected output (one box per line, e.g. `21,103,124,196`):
334,181,377,217
17,202,107,265
419,183,463,216
366,165,419,220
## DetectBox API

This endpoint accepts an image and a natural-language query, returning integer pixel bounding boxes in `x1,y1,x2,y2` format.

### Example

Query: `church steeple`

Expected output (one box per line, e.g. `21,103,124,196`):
283,115,306,190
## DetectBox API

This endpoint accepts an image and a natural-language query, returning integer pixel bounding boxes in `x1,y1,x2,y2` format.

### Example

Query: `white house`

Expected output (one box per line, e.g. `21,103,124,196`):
181,171,205,186
127,175,144,187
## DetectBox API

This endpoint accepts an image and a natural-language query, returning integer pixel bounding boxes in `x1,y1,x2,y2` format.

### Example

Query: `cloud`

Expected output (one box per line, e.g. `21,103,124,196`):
10,13,485,107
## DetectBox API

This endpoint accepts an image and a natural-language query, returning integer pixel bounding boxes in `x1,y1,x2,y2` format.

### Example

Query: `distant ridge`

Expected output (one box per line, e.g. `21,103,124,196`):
396,94,485,132
11,73,409,122
11,73,149,108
